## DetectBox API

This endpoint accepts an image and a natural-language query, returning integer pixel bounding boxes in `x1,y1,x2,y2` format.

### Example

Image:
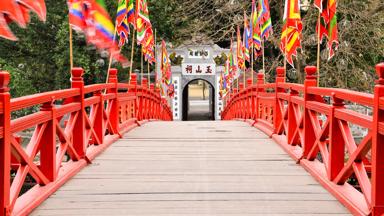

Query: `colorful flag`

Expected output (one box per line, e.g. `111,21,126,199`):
258,0,273,39
68,0,86,32
116,0,127,25
161,40,172,86
117,19,129,46
67,0,129,66
243,11,252,62
315,0,338,59
136,0,150,45
237,26,245,71
116,0,129,47
251,0,261,51
280,0,303,66
127,0,135,27
229,38,237,76
92,0,115,48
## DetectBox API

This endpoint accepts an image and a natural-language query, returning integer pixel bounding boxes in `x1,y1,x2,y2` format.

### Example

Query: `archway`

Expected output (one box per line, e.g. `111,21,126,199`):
182,79,215,121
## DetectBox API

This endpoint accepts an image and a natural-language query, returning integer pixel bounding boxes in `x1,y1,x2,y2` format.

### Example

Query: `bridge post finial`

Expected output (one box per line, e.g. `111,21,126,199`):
305,66,317,85
108,68,118,84
71,67,84,84
257,72,264,84
276,67,285,83
372,62,384,215
142,78,148,88
0,71,11,216
70,67,86,158
246,78,252,87
131,73,137,86
239,82,244,90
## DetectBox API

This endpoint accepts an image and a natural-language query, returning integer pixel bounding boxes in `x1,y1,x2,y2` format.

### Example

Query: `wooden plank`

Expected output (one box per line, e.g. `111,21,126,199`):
32,121,350,215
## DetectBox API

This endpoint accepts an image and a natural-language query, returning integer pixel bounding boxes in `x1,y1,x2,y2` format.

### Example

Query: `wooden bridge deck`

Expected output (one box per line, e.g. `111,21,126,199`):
32,121,350,215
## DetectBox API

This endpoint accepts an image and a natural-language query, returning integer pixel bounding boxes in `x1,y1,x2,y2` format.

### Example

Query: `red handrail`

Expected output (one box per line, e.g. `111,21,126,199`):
0,67,172,216
222,63,384,216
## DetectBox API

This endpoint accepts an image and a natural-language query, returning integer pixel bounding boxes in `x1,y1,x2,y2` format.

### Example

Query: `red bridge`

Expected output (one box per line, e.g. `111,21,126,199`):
1,63,384,215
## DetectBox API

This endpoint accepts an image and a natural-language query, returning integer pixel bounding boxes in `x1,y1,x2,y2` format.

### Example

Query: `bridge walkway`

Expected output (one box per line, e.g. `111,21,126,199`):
32,121,349,215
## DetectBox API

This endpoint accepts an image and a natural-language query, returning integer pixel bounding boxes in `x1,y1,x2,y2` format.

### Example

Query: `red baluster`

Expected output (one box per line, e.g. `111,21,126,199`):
303,66,318,158
93,90,104,145
372,62,384,215
246,78,252,119
130,74,138,119
0,71,10,216
71,68,86,158
274,67,285,134
39,100,57,182
150,84,155,119
107,68,120,135
328,95,345,180
255,73,264,121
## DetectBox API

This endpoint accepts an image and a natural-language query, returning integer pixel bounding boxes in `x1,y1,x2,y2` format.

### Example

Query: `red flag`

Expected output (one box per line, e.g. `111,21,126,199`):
0,0,27,27
18,0,46,22
315,0,339,60
0,14,16,40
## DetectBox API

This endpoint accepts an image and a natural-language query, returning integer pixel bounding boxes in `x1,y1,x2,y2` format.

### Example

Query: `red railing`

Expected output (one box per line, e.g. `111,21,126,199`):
0,68,172,216
222,63,384,216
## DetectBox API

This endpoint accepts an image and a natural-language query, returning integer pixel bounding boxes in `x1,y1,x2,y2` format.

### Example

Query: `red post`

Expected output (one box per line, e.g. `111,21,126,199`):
255,73,264,121
328,95,345,180
131,74,138,119
93,90,104,144
71,68,86,158
0,71,10,216
155,86,160,119
303,66,318,158
239,83,244,118
150,84,155,119
372,62,384,215
107,69,120,134
39,100,57,182
247,78,252,119
239,82,244,90
274,67,285,133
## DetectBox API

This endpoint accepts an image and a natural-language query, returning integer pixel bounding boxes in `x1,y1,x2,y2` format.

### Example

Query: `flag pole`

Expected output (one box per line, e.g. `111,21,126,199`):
243,68,246,88
69,25,74,70
251,44,254,85
154,29,157,87
284,34,287,80
141,48,144,85
262,39,266,82
147,61,150,87
129,28,136,85
316,12,321,87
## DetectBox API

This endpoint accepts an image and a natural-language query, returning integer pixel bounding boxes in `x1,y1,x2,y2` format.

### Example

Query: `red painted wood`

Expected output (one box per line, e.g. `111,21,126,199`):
0,67,172,216
372,63,384,215
222,63,384,216
0,71,11,216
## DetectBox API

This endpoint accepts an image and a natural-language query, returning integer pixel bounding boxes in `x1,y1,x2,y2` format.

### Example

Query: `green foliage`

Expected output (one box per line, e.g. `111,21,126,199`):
214,53,227,66
169,52,184,65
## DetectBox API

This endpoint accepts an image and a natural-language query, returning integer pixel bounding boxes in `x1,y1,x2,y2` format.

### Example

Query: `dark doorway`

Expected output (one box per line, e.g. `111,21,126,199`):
182,79,215,121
